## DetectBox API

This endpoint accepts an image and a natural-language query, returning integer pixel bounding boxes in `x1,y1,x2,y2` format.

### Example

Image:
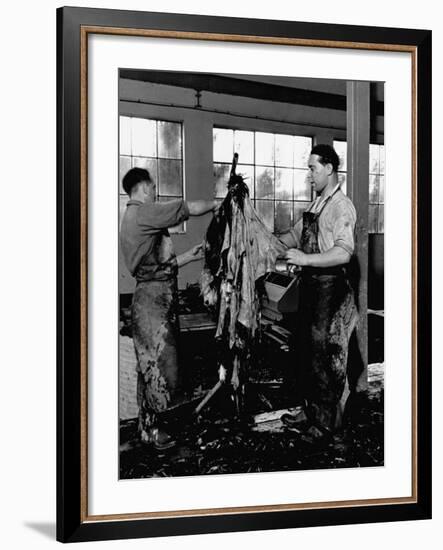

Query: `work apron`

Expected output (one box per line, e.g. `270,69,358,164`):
295,191,358,432
131,253,182,434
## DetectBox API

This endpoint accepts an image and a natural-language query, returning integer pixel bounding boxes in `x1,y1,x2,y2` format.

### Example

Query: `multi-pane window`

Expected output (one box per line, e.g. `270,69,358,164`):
119,116,185,233
213,128,313,233
333,140,385,234
369,144,385,233
333,140,348,195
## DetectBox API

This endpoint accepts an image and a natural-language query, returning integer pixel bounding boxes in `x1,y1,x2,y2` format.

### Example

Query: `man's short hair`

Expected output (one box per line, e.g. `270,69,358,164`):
122,167,152,196
310,144,340,173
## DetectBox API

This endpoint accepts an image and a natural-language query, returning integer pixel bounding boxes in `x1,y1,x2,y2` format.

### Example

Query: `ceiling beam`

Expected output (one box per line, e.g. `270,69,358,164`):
119,69,384,116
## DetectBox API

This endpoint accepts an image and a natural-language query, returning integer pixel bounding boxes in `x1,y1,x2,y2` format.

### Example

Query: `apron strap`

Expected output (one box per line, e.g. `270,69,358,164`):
309,184,341,217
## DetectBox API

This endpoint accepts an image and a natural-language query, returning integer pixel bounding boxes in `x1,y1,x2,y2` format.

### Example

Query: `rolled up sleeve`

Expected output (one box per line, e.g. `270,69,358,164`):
137,199,189,231
331,200,356,255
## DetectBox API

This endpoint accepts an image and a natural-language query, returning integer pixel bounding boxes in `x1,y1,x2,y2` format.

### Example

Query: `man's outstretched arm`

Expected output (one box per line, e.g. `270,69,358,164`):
187,200,218,216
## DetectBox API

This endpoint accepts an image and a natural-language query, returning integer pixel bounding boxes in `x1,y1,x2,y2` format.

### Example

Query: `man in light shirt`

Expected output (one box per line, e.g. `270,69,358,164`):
120,167,217,450
278,144,359,441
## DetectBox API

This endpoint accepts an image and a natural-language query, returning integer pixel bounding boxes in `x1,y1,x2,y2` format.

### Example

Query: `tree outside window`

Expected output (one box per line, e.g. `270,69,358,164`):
333,140,385,234
213,128,313,234
119,116,185,233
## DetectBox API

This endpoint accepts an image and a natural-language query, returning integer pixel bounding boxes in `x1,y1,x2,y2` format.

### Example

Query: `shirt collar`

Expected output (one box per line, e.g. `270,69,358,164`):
311,183,341,213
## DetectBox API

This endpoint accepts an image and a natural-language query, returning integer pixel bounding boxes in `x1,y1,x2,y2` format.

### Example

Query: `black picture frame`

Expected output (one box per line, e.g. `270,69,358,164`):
57,6,432,543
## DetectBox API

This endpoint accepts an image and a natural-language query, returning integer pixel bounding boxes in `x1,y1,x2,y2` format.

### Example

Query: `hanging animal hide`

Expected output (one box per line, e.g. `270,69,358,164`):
201,171,286,396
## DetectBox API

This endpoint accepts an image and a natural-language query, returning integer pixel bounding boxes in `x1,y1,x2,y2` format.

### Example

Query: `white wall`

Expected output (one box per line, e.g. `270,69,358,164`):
0,1,439,550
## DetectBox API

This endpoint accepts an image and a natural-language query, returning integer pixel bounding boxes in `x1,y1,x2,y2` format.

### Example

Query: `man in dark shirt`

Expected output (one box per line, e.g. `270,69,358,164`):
120,167,217,450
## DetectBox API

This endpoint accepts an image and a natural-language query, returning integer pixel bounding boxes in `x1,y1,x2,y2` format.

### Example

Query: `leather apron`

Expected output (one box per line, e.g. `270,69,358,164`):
131,234,182,435
295,190,358,431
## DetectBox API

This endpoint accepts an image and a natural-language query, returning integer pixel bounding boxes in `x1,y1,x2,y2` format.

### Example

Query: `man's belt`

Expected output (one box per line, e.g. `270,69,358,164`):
302,265,346,277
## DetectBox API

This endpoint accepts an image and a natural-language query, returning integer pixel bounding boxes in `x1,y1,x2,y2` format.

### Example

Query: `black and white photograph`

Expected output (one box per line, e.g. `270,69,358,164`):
0,0,436,547
118,70,385,479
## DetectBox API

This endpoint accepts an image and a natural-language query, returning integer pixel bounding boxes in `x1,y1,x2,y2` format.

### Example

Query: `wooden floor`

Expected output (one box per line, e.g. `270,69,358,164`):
119,362,385,479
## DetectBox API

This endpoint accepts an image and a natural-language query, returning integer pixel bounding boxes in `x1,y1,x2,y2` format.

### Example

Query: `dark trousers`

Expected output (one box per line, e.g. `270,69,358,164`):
293,273,357,431
132,279,182,432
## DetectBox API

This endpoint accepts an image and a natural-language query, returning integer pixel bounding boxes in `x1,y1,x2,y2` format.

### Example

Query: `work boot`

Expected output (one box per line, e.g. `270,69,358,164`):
305,424,332,443
140,427,176,451
282,411,333,446
150,427,176,450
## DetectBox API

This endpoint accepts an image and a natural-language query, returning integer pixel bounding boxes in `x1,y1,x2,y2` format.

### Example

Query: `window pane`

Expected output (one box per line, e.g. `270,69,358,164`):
293,201,310,225
119,116,132,155
294,136,312,169
131,118,156,157
338,172,347,195
275,201,293,233
369,174,380,203
213,163,231,198
211,129,316,235
275,168,293,200
119,155,132,194
213,128,234,162
294,169,312,200
255,200,274,232
334,140,347,172
158,196,184,233
368,204,378,233
158,121,182,159
369,144,380,174
255,132,275,165
379,145,385,174
158,159,182,196
132,157,158,184
378,205,384,233
275,134,294,167
379,175,385,204
256,166,274,199
237,164,254,198
121,116,184,230
234,130,254,164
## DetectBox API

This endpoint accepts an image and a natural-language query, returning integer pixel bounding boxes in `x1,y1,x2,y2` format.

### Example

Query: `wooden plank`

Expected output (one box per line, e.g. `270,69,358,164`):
253,407,302,424
346,81,370,391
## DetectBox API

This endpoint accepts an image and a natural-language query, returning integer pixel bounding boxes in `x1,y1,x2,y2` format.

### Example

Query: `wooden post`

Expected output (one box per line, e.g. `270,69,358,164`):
346,81,370,392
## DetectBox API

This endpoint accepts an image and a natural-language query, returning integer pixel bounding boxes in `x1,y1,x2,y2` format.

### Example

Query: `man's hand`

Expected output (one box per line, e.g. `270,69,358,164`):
212,200,221,214
285,248,310,267
176,243,204,267
190,243,203,259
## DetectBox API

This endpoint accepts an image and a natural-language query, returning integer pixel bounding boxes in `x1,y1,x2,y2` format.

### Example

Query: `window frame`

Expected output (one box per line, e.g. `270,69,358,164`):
332,139,385,234
119,115,186,234
213,125,314,234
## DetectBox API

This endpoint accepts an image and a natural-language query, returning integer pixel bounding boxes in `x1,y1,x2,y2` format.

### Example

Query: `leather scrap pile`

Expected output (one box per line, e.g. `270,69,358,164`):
201,154,286,403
